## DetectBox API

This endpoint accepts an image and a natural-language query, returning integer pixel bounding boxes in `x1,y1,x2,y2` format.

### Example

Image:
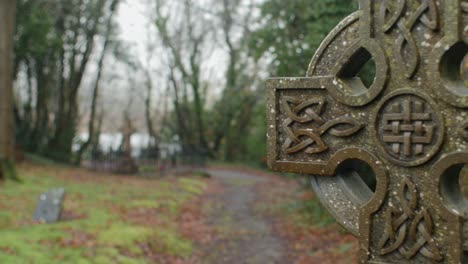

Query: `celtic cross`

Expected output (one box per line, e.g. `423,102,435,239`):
267,0,468,263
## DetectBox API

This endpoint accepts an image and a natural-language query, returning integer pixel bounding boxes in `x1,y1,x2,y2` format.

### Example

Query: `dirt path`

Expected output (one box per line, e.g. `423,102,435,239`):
201,169,288,264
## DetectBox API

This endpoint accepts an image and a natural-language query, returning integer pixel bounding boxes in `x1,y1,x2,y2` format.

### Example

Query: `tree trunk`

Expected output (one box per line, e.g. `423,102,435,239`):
144,71,157,148
31,59,50,151
75,0,119,165
48,0,107,163
91,112,104,155
0,0,18,180
74,43,107,164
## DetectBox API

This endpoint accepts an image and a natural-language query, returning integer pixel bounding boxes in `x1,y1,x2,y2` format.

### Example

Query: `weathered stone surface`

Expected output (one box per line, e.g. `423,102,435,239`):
267,0,468,263
34,188,65,224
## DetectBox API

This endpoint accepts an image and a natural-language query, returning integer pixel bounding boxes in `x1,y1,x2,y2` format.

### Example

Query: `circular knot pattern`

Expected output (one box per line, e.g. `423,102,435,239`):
372,90,444,167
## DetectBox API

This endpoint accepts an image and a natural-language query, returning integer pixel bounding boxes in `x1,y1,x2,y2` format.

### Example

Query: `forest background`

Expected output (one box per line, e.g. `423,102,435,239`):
6,0,359,167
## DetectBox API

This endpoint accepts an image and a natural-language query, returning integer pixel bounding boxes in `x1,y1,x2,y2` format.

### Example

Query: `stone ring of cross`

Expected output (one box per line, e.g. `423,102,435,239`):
267,0,468,263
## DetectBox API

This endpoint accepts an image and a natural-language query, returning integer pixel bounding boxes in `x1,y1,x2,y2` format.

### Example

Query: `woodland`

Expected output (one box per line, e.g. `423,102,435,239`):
1,0,358,168
0,0,363,262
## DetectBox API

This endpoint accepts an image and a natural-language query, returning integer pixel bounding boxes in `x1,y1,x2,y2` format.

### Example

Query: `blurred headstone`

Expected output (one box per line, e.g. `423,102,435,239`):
114,153,138,174
34,188,65,223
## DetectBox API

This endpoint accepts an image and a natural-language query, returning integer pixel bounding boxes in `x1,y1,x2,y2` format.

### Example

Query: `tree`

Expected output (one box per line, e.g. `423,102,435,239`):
13,0,122,163
48,0,111,162
0,0,18,180
230,0,359,166
75,0,121,165
139,26,159,152
14,0,61,152
153,0,211,156
250,0,358,76
209,0,260,161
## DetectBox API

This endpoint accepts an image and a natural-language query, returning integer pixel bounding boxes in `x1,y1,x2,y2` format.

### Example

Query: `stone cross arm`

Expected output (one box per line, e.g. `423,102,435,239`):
267,0,468,263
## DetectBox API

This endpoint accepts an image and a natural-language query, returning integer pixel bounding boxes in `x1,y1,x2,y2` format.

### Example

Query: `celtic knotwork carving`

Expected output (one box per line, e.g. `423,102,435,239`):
380,0,406,33
382,0,439,79
378,177,443,261
281,97,363,155
267,1,468,262
373,90,444,167
396,20,420,79
382,100,434,157
419,0,438,30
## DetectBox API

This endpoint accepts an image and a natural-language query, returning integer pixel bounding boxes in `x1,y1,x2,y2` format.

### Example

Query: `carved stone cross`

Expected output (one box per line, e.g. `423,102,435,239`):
267,0,468,263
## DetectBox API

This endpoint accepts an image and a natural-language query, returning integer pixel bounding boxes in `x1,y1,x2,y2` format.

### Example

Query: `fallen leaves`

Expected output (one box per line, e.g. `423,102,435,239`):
1,163,360,263
254,171,359,264
0,162,213,263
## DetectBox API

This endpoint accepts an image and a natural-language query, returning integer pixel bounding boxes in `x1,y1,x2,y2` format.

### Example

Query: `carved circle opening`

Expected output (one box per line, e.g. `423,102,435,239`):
337,159,377,207
310,148,388,237
431,40,468,108
329,40,388,107
440,164,468,217
440,42,468,95
435,153,468,218
336,48,376,93
372,90,444,167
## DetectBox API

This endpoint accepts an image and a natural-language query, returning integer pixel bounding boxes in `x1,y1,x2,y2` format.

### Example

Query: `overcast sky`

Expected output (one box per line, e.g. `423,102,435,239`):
117,1,149,64
88,0,267,133
115,0,230,102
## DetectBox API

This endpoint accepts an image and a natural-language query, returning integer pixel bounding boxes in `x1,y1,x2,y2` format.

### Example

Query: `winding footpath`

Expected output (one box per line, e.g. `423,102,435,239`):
201,169,288,264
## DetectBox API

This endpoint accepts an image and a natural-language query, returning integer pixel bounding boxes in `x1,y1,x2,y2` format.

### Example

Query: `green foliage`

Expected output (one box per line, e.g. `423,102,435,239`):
193,171,212,178
0,159,21,182
290,197,336,228
238,0,359,166
23,152,66,167
154,228,193,258
178,178,207,195
13,0,362,167
244,100,268,167
98,223,153,246
126,199,160,209
15,0,61,63
338,242,354,254
249,0,359,76
14,0,122,163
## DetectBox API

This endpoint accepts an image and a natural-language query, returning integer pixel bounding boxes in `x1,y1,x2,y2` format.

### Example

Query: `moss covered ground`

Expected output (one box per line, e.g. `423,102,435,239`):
0,162,208,263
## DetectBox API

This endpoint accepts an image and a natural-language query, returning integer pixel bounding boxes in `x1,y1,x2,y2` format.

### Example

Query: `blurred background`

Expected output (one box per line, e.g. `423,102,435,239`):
0,0,360,263
11,0,359,169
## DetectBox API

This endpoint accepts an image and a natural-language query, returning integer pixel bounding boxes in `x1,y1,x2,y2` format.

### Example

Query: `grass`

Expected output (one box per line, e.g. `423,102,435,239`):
98,223,153,247
254,174,358,263
255,177,335,228
153,228,193,257
288,196,336,228
0,162,207,263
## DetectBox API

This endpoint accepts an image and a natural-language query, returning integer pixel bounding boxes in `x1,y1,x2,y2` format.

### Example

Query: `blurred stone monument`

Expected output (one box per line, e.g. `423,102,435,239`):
267,0,468,263
34,188,65,223
115,112,138,174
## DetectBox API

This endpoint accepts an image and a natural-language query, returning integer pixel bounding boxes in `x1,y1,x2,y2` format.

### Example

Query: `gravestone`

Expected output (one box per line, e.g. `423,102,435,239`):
267,0,468,263
34,188,65,223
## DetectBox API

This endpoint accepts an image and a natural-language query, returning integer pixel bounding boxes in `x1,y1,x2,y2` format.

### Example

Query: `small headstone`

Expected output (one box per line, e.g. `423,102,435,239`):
34,188,65,223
